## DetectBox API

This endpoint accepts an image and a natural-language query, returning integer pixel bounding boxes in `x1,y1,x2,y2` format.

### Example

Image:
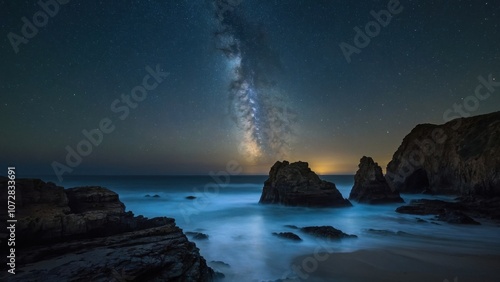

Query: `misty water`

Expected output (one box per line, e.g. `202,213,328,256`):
40,175,500,281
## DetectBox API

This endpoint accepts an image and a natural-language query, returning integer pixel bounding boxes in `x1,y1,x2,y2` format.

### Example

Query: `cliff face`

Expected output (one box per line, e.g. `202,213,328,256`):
386,111,500,196
0,178,215,281
259,161,352,207
349,156,404,204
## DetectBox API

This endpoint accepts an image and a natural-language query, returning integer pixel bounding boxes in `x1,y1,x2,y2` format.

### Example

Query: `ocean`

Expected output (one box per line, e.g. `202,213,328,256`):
34,175,500,281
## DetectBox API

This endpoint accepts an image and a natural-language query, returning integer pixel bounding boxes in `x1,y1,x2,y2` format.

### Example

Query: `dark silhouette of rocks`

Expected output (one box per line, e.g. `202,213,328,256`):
0,178,215,281
349,156,404,204
272,232,302,241
386,111,500,196
396,199,480,225
186,195,197,200
186,232,210,240
300,226,357,240
259,161,352,207
458,196,500,220
396,199,464,215
436,210,480,225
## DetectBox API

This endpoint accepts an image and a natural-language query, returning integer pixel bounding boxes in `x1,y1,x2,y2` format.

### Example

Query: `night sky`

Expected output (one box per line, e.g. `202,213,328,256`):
1,0,499,179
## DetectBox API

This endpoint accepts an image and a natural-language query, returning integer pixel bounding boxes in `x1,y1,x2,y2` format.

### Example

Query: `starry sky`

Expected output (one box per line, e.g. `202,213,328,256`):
1,0,499,178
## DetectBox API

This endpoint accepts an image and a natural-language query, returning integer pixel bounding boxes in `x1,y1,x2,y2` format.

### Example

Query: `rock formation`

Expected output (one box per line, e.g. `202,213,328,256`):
386,111,500,196
259,161,352,207
272,232,302,241
396,199,480,225
300,226,357,240
349,156,404,204
0,178,216,281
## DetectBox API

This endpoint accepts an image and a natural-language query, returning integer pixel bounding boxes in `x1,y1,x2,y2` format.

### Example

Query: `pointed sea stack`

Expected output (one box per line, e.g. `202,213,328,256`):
259,161,352,207
349,156,404,204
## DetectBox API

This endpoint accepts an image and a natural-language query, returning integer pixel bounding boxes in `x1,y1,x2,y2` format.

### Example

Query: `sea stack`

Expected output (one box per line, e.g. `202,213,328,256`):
349,156,404,204
259,161,352,207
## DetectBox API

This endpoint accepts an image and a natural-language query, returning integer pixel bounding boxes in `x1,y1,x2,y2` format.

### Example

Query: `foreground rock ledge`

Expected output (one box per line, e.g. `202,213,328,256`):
349,156,404,204
0,178,216,282
259,161,351,207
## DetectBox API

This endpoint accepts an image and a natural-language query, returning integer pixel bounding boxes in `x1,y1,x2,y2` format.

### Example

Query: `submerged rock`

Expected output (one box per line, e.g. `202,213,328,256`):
259,161,352,207
300,226,357,240
396,199,466,215
396,199,480,225
272,232,302,241
186,232,210,240
349,156,404,204
436,210,480,225
186,195,197,200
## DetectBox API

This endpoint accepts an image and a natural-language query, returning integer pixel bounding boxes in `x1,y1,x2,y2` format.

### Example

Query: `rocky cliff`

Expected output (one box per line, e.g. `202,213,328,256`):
0,178,216,281
259,161,352,207
386,111,500,196
349,156,404,204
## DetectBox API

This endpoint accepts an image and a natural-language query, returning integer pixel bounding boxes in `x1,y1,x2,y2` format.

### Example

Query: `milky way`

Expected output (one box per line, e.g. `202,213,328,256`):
212,0,296,163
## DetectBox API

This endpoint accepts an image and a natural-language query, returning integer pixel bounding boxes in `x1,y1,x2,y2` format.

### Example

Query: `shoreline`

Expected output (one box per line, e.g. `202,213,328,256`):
292,247,500,282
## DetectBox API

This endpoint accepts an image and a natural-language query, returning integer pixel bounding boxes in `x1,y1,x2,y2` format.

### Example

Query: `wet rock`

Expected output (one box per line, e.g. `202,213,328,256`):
396,199,481,225
0,178,216,281
300,226,357,240
435,210,480,225
272,232,302,241
395,199,466,215
349,156,404,204
186,232,209,240
259,161,352,207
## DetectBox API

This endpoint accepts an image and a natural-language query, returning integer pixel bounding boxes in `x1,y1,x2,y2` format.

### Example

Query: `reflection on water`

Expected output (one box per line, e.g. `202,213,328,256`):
36,175,500,281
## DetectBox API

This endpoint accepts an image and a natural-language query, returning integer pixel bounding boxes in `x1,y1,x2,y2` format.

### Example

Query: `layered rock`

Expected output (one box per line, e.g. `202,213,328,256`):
386,111,500,196
259,161,351,207
349,156,404,204
0,178,215,281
